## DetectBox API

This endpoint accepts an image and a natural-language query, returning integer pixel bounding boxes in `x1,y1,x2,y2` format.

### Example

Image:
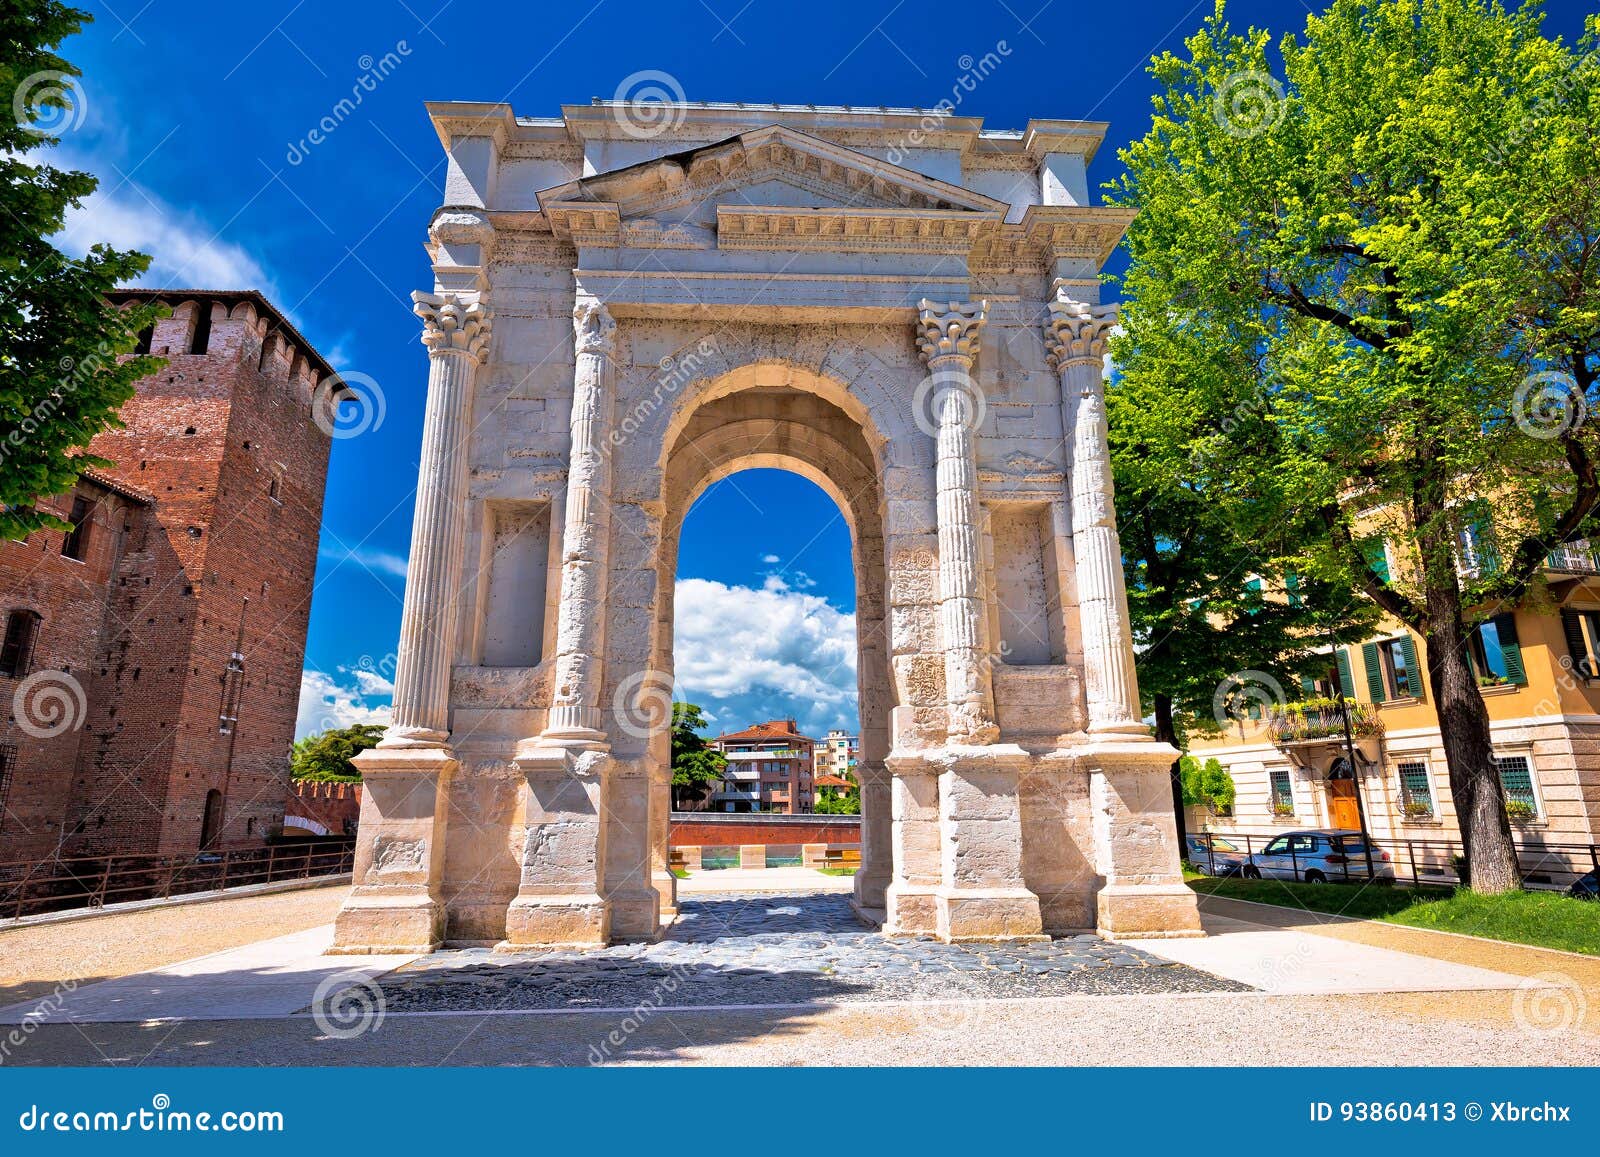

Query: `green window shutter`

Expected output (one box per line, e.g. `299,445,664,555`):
1362,642,1385,702
1561,609,1591,677
1300,676,1317,697
1399,635,1422,700
1495,613,1525,685
1335,649,1355,698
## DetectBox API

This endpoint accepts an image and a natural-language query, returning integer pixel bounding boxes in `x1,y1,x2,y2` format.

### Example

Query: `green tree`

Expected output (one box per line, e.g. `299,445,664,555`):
1111,0,1599,891
670,702,726,809
1,2,166,538
1112,369,1380,851
291,724,384,782
1179,755,1236,815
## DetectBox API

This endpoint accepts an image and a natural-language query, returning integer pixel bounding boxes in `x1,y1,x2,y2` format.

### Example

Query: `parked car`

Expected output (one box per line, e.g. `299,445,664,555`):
1186,834,1246,877
1242,829,1395,883
1569,869,1599,900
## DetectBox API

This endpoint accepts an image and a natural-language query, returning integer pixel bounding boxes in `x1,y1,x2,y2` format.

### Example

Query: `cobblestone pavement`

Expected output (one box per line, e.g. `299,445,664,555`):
375,891,1250,1012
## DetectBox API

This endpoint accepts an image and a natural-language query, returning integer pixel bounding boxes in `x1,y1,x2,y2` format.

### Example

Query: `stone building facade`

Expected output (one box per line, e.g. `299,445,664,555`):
333,101,1199,952
0,290,341,863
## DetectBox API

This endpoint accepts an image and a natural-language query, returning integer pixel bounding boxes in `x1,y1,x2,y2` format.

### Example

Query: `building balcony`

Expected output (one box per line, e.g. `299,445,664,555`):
1267,699,1385,747
1545,539,1600,574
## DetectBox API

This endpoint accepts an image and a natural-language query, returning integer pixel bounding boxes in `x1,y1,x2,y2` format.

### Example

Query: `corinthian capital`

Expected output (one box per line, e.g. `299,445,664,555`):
915,300,987,368
413,291,494,362
1044,299,1118,370
573,299,617,358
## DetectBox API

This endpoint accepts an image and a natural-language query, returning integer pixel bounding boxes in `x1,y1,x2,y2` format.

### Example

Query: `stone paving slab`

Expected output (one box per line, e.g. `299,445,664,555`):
374,892,1250,1012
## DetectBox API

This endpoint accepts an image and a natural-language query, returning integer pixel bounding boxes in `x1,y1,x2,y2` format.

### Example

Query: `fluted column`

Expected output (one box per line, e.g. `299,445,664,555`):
1046,300,1145,736
385,292,494,748
916,300,999,746
331,290,491,954
537,298,617,747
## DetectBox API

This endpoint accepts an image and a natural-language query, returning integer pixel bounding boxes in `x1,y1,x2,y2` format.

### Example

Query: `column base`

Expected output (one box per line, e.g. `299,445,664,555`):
497,893,610,950
853,867,890,912
935,885,1047,943
1095,883,1204,940
884,883,939,936
327,894,445,955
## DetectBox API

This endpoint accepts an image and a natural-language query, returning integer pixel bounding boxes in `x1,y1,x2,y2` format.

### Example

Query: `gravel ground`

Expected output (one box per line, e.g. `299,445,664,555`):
7,988,1597,1066
374,892,1249,1012
0,883,350,1006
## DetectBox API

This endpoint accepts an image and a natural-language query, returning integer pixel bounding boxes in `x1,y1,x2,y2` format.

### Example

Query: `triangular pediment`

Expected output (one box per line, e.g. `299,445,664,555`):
537,125,1006,243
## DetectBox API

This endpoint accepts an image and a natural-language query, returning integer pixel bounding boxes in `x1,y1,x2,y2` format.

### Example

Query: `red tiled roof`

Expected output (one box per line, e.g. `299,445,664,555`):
713,718,817,745
814,774,856,789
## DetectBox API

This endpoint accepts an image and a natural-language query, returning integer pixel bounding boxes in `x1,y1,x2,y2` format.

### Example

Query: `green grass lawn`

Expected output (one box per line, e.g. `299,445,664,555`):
669,867,689,879
1189,876,1600,955
818,867,858,877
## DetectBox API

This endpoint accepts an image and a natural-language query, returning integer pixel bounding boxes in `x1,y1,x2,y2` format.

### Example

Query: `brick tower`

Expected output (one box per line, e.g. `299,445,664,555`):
0,290,343,860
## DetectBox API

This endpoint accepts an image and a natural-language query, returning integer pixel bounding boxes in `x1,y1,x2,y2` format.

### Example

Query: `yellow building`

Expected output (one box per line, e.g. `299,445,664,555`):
1190,542,1600,882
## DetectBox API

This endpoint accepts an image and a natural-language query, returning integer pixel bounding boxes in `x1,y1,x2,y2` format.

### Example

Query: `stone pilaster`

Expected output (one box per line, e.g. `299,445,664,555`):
501,298,618,949
915,300,998,745
851,758,890,919
1046,300,1201,939
331,291,492,953
1045,300,1144,736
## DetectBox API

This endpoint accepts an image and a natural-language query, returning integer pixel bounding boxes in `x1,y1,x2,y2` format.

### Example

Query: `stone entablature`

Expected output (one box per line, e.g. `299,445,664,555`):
332,101,1199,955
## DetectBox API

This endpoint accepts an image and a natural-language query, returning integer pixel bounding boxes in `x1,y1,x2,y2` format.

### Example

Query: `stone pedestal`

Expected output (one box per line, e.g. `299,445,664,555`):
884,758,941,935
498,744,611,949
853,759,891,913
1085,739,1203,939
330,749,454,953
739,844,765,870
934,745,1045,942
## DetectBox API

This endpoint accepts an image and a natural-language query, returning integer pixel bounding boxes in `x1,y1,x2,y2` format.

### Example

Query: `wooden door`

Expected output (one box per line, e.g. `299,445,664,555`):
1326,779,1359,830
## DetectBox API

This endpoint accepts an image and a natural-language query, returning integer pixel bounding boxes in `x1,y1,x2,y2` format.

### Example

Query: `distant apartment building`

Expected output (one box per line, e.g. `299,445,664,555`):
710,719,816,814
813,728,859,780
0,290,342,863
1190,534,1600,877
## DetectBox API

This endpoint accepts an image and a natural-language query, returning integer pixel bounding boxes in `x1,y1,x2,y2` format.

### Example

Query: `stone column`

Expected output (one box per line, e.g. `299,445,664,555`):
540,298,617,745
1045,300,1145,734
913,301,1043,942
501,298,617,949
331,291,492,954
1045,299,1202,940
915,300,998,745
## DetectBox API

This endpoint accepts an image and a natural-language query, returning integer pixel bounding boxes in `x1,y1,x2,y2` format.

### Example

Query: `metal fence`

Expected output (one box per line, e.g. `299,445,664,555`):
0,839,356,921
1192,830,1599,891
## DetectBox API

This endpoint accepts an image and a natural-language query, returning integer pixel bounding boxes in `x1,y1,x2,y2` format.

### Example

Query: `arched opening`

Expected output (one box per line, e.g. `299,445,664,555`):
199,788,224,850
647,371,894,924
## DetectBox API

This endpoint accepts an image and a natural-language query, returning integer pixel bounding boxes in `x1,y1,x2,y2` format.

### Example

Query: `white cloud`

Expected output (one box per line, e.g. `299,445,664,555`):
761,553,780,564
295,668,392,739
55,168,276,294
320,542,409,580
672,577,857,738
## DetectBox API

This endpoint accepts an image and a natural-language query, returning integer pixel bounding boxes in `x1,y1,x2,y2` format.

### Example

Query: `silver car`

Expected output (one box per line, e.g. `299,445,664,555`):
1186,834,1246,876
1243,829,1395,883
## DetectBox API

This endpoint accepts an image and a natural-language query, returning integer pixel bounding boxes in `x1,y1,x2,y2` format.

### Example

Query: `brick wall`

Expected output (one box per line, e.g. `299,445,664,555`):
285,780,362,836
0,291,339,861
668,813,862,847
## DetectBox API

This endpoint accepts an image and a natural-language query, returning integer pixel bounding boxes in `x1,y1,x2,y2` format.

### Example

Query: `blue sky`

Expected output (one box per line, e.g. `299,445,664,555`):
49,0,1591,742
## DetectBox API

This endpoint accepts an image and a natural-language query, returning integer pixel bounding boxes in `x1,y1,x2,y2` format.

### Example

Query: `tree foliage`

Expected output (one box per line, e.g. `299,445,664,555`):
1,2,167,538
291,724,383,781
1110,0,1600,891
670,702,726,809
1179,755,1236,815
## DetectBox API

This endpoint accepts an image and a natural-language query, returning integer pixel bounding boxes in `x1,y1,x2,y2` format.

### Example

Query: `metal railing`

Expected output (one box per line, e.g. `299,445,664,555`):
0,839,356,921
1545,539,1600,574
1267,700,1385,744
1191,830,1598,892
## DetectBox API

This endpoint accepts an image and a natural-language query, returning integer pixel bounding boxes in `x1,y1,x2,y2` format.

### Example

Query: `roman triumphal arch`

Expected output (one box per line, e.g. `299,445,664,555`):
330,101,1201,952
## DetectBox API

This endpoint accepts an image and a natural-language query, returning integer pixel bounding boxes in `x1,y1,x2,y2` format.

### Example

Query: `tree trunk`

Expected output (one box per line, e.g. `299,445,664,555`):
1153,693,1188,860
1421,583,1521,893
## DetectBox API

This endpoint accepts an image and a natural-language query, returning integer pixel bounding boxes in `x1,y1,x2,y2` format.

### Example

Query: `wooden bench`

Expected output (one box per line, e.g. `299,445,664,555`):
821,847,861,867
